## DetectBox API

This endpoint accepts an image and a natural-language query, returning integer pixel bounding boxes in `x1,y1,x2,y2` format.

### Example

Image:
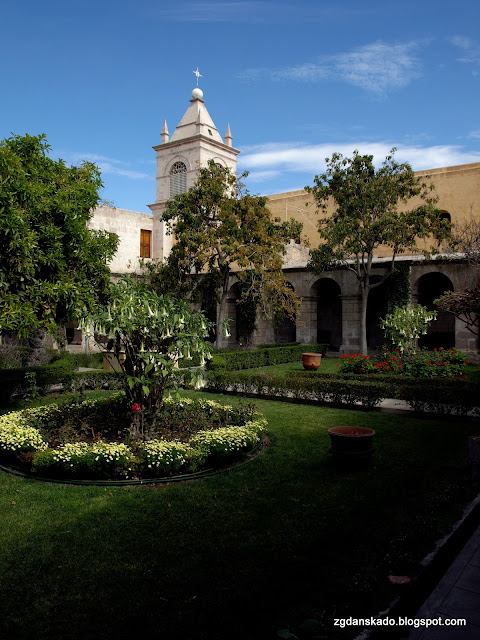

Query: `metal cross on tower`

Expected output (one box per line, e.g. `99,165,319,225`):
193,67,202,86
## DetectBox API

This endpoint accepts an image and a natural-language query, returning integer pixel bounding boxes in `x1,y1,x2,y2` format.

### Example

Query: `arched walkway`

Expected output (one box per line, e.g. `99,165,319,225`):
311,278,342,351
416,272,455,348
274,283,296,343
366,277,389,350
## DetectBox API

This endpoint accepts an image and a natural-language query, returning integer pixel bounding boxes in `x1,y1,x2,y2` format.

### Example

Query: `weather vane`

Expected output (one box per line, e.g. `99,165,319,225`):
193,67,202,87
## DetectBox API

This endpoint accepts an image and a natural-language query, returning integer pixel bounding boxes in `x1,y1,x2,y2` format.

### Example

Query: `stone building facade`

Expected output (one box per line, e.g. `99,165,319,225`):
82,86,479,357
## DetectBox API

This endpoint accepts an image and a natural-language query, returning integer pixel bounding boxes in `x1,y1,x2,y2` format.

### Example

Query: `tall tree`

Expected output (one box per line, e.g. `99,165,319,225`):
146,160,302,347
306,149,451,354
0,133,118,337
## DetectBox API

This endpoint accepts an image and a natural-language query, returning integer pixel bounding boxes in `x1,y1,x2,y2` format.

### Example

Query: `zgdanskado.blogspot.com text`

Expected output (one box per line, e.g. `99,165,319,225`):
334,616,466,629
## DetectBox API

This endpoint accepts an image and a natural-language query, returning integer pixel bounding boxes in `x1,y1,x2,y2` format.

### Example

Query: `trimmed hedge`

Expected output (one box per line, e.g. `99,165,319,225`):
0,358,77,402
208,344,329,372
396,378,480,415
205,369,480,415
205,370,391,410
69,370,123,392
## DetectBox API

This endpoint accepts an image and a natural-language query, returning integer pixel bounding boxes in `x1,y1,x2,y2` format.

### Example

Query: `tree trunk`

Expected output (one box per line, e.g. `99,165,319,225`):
215,288,229,349
359,286,369,355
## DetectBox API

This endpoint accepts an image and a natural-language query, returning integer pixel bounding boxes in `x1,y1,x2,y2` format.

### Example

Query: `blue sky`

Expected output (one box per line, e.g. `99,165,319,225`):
1,0,479,213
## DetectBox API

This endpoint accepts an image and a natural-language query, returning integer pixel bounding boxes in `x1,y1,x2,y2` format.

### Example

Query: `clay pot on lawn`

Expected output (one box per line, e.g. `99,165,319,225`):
302,352,322,370
327,426,376,466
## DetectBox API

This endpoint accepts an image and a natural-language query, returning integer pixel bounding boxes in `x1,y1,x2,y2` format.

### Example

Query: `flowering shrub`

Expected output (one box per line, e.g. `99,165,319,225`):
33,441,136,478
0,395,266,480
79,276,213,436
139,440,192,476
399,347,468,378
339,353,376,374
190,420,267,460
340,347,468,378
0,412,47,453
380,304,437,353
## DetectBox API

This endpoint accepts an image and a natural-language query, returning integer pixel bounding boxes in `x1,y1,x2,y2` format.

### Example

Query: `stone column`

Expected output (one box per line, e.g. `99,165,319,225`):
296,296,317,344
340,295,361,353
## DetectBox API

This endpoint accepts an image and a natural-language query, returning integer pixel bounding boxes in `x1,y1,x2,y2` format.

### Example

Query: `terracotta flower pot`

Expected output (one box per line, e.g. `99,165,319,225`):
302,352,322,370
327,426,376,464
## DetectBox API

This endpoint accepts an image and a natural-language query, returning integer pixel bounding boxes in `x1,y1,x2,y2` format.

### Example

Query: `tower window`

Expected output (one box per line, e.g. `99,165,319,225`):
170,161,187,197
140,229,152,258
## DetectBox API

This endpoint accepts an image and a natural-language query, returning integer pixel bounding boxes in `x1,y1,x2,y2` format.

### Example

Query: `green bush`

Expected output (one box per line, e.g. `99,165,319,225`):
69,370,123,392
0,358,76,402
33,441,137,479
397,378,480,415
1,395,267,480
208,344,328,371
339,348,468,377
205,368,480,416
205,370,390,410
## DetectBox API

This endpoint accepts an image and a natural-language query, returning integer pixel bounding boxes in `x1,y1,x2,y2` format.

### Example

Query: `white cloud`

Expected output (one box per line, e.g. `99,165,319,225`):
239,141,480,186
449,35,480,65
241,41,423,94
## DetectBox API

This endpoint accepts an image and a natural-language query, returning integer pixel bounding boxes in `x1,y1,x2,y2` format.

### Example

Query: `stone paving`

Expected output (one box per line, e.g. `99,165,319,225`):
408,523,480,639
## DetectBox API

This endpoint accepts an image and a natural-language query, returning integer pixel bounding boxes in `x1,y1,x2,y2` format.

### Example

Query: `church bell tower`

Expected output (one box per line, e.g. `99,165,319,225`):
149,77,240,261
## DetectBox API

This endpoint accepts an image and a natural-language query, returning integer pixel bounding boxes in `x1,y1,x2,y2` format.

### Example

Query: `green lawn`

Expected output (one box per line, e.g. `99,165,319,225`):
0,388,478,639
245,356,343,375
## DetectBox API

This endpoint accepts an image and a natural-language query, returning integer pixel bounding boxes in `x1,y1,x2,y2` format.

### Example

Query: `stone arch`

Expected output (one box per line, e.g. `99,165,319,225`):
415,272,455,348
274,282,296,344
366,275,389,350
311,278,342,351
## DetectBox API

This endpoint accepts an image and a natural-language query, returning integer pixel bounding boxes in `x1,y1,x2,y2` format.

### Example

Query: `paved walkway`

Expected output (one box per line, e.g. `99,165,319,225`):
408,521,480,639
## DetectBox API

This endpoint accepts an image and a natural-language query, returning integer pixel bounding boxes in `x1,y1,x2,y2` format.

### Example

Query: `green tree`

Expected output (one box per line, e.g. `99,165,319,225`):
306,149,450,354
0,133,118,337
146,160,302,347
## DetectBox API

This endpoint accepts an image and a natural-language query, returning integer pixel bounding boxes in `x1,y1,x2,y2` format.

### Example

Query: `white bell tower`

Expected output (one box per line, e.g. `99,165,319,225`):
149,76,240,261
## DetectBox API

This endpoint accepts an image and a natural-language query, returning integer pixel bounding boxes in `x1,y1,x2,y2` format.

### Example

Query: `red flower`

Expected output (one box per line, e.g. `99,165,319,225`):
398,365,403,369
465,359,470,364
132,403,141,412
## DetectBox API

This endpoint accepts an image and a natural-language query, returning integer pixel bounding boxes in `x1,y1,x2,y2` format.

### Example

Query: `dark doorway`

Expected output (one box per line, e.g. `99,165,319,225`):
417,272,455,348
366,277,389,350
314,278,342,351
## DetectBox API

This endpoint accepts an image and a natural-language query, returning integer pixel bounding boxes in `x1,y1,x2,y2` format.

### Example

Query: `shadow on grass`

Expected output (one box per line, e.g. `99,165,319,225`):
0,393,478,639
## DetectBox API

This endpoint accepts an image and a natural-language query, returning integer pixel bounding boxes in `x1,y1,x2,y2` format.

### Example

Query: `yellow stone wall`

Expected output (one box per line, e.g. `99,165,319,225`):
266,162,480,257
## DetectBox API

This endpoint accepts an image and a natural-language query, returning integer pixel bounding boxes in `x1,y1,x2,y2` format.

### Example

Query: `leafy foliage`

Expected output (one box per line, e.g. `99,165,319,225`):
306,149,451,353
340,347,467,377
79,276,212,435
0,133,118,336
145,160,303,345
380,304,437,353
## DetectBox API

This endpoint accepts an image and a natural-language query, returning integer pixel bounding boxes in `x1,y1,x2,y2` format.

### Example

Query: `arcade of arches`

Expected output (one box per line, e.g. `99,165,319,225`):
218,259,478,356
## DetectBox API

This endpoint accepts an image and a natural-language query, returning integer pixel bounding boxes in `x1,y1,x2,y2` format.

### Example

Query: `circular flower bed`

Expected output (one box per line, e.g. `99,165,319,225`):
0,394,267,481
